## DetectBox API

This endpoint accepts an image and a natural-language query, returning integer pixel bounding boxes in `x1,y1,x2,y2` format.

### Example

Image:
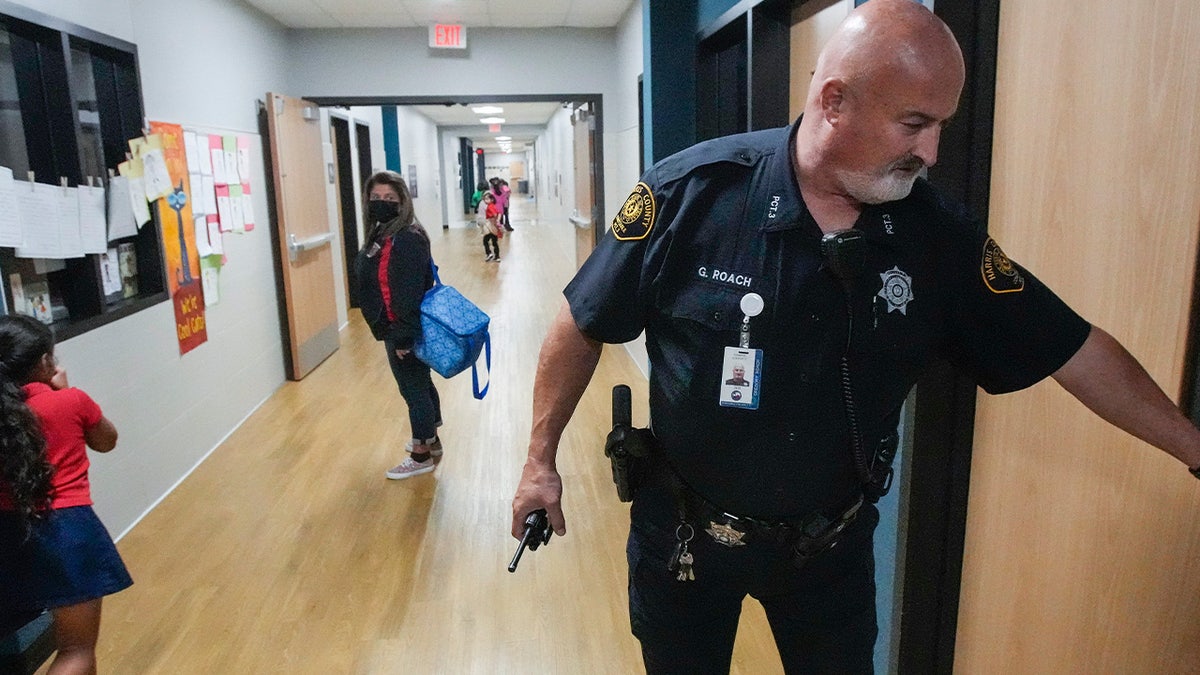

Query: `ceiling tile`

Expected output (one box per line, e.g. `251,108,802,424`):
334,11,418,27
404,5,489,25
243,0,323,11
247,0,632,29
275,10,343,28
566,3,627,27
487,12,565,28
403,0,490,25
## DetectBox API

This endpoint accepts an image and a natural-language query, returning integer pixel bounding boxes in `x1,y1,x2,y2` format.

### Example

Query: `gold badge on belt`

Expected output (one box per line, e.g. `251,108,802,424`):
705,522,747,547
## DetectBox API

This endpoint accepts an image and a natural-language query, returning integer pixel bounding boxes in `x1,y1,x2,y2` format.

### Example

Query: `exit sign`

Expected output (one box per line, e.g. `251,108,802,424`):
429,24,467,49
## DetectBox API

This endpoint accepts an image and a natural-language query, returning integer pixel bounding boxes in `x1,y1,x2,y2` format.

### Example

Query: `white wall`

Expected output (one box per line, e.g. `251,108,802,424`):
285,27,618,100
319,109,349,329
6,0,292,536
440,132,466,227
393,107,443,232
612,2,649,371
608,1,645,227
533,108,578,228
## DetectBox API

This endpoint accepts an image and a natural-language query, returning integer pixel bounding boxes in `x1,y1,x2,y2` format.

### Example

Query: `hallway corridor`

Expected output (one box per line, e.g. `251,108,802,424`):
84,199,784,673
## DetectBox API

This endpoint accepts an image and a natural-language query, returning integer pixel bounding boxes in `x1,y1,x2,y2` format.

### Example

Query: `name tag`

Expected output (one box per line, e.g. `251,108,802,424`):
719,346,762,410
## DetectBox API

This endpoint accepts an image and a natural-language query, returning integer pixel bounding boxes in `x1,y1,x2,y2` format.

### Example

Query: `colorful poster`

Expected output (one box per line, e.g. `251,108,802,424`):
150,120,207,355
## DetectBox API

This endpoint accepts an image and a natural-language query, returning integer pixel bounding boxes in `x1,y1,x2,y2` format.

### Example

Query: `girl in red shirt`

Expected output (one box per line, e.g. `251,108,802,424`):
0,315,130,674
481,191,503,262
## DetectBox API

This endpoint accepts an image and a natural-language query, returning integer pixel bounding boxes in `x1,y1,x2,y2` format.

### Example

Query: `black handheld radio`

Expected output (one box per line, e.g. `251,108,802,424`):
820,228,895,502
507,509,552,573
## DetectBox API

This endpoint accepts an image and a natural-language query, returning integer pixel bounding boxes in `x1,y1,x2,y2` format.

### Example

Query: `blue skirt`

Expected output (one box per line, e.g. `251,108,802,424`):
0,506,133,613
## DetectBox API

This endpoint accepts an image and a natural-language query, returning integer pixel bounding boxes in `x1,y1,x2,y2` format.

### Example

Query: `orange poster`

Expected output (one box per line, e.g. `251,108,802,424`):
149,120,207,355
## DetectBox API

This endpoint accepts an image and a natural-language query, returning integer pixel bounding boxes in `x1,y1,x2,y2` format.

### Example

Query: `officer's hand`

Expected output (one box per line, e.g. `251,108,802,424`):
512,456,565,538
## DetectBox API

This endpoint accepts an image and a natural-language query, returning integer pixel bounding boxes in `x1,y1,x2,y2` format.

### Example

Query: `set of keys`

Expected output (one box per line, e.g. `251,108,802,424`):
667,522,696,582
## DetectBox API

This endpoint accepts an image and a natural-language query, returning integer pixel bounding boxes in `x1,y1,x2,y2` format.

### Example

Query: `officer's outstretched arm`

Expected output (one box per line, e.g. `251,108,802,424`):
1052,325,1200,472
511,301,604,539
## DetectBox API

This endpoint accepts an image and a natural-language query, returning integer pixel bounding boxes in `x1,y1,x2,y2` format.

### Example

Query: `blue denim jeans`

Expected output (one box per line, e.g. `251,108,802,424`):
384,339,442,442
627,483,878,674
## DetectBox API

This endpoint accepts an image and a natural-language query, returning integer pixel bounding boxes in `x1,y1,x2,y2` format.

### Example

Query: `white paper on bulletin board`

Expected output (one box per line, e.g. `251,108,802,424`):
181,122,269,241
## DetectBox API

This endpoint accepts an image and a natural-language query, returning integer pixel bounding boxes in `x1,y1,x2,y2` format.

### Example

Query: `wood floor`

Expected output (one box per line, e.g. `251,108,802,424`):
80,199,785,674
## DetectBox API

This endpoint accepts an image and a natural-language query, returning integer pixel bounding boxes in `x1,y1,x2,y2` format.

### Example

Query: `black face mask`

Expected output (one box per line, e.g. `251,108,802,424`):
368,200,400,223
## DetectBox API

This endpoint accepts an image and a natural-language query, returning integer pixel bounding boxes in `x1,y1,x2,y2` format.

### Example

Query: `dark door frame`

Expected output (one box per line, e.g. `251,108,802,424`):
328,114,359,308
354,120,372,193
899,2,1001,672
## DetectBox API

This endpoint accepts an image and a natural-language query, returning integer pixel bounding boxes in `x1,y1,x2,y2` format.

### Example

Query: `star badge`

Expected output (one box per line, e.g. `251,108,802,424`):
877,266,914,315
705,522,747,547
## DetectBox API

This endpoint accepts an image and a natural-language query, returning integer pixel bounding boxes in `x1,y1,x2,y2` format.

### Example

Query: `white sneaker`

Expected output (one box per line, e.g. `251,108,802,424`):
405,436,443,457
492,256,501,262
386,456,435,480
485,254,494,261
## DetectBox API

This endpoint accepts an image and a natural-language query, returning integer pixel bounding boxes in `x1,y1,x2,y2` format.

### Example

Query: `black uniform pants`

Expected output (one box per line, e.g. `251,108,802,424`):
626,485,878,674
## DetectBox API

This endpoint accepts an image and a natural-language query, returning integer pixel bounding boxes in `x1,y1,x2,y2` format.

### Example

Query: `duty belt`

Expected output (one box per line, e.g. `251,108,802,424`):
685,486,863,551
662,465,864,552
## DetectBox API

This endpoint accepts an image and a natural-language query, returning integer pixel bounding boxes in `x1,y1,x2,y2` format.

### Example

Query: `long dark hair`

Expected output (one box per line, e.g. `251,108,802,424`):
362,170,428,245
0,315,54,527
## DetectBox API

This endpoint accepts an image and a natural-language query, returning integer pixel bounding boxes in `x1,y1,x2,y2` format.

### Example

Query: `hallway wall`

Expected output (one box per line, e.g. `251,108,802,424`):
285,25,631,232
390,107,443,233
609,3,645,228
533,107,579,229
5,0,293,536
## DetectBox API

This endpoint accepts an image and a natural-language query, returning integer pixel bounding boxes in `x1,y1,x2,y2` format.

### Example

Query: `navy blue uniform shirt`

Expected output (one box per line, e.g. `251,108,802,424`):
566,119,1090,519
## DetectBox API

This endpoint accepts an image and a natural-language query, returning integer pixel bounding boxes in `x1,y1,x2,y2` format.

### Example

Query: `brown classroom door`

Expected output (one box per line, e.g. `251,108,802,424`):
572,106,596,268
265,92,339,380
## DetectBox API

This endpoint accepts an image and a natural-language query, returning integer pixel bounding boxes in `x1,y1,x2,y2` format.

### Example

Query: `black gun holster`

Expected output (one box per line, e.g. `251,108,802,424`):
604,425,653,503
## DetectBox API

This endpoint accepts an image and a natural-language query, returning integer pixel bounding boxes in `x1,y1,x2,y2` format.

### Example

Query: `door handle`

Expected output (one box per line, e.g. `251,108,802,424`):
569,209,591,228
288,232,333,261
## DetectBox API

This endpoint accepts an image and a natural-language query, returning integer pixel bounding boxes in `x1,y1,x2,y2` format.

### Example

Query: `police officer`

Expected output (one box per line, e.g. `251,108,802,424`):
511,1,1200,672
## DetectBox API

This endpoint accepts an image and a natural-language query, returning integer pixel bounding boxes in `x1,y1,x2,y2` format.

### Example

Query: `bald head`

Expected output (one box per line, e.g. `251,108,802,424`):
796,0,966,214
808,0,963,109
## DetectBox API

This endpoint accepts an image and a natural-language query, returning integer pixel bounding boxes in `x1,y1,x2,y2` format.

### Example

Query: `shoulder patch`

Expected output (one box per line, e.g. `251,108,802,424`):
612,182,656,241
980,237,1025,293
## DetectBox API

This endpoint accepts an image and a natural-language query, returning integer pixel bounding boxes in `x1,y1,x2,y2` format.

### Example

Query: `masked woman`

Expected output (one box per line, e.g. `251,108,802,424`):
354,171,443,479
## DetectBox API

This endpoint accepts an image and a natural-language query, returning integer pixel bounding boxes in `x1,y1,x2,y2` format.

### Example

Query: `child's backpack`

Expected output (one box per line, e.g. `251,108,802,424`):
476,200,489,230
413,262,490,399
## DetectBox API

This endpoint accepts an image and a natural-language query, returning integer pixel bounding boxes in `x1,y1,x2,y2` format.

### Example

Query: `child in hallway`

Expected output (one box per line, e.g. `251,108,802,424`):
0,315,129,674
479,191,503,262
490,177,512,231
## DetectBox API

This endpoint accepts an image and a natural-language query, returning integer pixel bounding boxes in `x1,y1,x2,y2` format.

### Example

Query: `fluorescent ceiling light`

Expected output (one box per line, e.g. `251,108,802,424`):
479,117,505,124
495,136,511,141
472,106,503,114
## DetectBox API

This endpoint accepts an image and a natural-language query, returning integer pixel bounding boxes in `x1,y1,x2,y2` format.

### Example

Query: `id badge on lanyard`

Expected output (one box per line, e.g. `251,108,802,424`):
718,293,765,410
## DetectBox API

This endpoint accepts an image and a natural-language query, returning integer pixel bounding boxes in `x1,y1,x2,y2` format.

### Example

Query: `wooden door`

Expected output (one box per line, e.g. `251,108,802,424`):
955,1,1200,671
265,92,339,380
572,106,596,268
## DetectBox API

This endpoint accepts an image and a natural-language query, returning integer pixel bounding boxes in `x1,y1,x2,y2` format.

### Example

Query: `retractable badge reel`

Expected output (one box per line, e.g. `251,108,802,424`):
719,293,765,409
